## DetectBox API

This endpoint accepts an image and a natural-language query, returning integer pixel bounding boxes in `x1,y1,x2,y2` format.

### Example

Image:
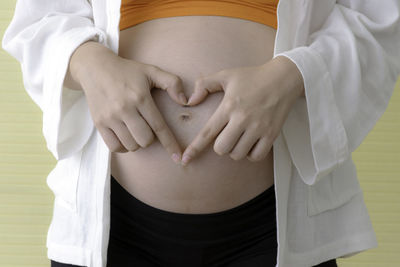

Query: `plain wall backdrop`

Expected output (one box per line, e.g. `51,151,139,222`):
0,1,399,266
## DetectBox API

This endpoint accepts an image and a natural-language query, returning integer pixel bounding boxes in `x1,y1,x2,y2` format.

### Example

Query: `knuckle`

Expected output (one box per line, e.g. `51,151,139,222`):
98,128,127,153
160,135,176,152
129,144,140,151
118,147,129,153
248,154,262,162
144,64,158,76
236,107,249,119
163,139,174,151
223,99,235,112
213,143,226,156
152,121,166,134
108,97,127,114
110,144,124,153
142,135,155,148
109,140,125,152
269,94,280,106
113,101,129,113
236,115,248,129
187,145,199,157
229,152,242,161
247,155,256,162
95,113,112,126
147,64,158,72
131,92,147,105
194,78,204,88
233,95,244,106
192,146,199,155
126,139,140,151
119,80,130,90
200,127,212,140
170,75,182,87
250,122,263,133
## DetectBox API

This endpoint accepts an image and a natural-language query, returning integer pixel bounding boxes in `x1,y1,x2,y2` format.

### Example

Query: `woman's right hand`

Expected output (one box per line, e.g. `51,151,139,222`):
68,41,188,164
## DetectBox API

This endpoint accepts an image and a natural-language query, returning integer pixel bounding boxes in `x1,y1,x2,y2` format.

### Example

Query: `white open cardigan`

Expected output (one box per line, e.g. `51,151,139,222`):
2,0,400,266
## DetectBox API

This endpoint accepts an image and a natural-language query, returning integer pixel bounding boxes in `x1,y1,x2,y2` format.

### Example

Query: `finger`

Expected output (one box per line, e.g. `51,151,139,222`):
229,129,260,161
247,136,272,162
98,126,130,153
121,108,155,148
213,119,245,156
137,94,183,160
187,71,226,106
147,65,188,105
181,104,229,165
109,120,141,152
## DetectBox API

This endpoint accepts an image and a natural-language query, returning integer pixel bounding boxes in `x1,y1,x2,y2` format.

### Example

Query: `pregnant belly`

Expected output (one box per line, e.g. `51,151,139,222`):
111,16,276,214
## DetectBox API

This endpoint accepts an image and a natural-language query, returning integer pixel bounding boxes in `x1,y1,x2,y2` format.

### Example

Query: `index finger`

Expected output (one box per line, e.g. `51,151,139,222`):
181,104,229,166
137,95,182,161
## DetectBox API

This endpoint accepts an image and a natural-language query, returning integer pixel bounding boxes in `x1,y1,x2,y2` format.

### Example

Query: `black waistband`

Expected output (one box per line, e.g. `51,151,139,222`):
110,174,276,242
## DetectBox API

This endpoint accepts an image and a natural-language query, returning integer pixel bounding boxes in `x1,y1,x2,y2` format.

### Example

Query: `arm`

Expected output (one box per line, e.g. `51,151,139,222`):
2,0,109,160
275,0,400,185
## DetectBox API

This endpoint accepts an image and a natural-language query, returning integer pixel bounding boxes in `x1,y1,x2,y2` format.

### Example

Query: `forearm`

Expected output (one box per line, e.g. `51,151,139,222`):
65,64,84,91
273,55,305,98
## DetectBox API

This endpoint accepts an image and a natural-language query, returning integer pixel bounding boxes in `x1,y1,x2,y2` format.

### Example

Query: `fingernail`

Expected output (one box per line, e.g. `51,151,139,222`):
181,154,191,166
171,153,181,164
179,93,187,105
186,95,193,105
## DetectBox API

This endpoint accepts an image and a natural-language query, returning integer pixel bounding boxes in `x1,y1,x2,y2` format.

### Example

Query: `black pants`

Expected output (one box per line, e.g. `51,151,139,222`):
51,175,337,267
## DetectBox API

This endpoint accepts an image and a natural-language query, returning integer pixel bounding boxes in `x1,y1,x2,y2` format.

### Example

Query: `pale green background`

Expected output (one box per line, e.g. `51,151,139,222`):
1,1,399,266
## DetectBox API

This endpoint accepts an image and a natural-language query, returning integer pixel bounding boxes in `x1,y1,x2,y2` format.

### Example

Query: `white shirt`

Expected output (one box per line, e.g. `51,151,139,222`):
3,0,400,266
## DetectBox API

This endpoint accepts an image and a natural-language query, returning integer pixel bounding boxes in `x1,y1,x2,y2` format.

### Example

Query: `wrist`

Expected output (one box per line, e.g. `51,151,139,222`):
272,55,305,98
69,41,112,86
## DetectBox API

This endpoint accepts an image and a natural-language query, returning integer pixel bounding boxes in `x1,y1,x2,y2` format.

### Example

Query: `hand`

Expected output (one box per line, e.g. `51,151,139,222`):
69,41,188,164
180,55,304,166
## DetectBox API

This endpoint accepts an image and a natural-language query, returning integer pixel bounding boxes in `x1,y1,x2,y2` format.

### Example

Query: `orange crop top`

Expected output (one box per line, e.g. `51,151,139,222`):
120,0,279,31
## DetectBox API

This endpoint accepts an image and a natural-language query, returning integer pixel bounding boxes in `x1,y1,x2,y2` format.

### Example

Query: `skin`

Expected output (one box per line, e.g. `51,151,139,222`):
181,55,305,165
67,40,187,161
67,28,305,166
66,16,305,214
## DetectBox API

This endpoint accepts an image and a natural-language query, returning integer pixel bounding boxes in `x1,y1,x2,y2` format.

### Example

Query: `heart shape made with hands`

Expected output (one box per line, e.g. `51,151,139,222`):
168,57,304,167
159,71,250,166
162,67,259,166
148,72,223,166
152,80,213,165
172,72,231,166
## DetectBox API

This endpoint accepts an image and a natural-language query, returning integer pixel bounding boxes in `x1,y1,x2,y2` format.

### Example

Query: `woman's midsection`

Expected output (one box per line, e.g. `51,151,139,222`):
112,16,276,214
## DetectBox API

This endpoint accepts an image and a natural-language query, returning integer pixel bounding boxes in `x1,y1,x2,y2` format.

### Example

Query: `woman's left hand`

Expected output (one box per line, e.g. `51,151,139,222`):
181,55,305,166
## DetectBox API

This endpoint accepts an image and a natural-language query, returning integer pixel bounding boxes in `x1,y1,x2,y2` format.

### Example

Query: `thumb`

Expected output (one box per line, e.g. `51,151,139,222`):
147,65,188,105
187,71,225,106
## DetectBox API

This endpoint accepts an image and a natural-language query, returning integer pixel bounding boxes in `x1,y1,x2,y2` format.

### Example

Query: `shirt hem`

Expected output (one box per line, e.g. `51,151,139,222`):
46,228,377,267
47,242,92,267
281,230,378,266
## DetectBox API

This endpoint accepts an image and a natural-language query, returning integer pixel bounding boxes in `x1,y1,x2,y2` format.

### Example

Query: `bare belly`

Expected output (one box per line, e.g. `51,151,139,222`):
112,16,276,214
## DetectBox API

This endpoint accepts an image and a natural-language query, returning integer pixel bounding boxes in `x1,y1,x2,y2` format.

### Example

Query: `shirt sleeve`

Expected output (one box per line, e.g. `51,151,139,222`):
2,0,110,160
274,0,400,186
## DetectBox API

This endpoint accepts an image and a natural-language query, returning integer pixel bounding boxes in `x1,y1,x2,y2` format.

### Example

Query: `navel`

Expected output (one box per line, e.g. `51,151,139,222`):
179,112,192,121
